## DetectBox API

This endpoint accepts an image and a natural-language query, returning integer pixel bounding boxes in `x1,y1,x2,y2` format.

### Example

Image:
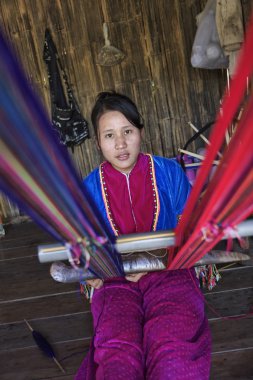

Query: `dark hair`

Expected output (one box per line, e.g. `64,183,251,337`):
91,91,144,135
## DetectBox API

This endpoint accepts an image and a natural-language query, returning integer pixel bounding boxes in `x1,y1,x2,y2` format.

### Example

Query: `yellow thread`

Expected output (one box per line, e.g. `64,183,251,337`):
99,164,118,236
146,154,160,231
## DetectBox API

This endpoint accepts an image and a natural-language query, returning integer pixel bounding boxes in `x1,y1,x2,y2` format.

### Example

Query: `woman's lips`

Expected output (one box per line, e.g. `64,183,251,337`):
117,153,129,160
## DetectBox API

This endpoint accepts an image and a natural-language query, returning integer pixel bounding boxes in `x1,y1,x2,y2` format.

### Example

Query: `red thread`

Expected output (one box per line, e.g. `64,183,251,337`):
169,12,253,270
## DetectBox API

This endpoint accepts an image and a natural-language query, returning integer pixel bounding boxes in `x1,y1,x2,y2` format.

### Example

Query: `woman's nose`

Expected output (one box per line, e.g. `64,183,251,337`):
115,134,127,149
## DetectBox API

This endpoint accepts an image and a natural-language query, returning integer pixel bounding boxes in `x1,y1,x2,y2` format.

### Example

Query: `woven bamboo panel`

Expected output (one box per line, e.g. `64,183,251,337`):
0,0,251,220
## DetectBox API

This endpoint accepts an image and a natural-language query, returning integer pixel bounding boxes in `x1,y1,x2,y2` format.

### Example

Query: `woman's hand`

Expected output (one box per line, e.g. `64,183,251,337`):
86,273,148,287
125,272,147,282
86,279,103,289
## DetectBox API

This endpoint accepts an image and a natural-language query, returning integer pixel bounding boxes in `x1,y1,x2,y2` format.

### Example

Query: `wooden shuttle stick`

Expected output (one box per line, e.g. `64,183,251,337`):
37,220,253,283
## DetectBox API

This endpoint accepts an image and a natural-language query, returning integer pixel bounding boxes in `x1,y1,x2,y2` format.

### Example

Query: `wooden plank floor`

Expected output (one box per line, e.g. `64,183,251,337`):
0,221,253,379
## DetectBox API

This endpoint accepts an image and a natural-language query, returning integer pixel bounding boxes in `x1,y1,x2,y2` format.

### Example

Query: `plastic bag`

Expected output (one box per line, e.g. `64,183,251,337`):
191,0,229,69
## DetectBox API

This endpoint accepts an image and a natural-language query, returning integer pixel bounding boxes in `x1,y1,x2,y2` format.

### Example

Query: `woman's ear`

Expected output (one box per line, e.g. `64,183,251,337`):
140,128,145,140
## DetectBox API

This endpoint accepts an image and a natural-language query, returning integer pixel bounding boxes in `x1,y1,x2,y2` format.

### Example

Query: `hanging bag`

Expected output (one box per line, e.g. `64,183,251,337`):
43,29,89,149
191,0,228,69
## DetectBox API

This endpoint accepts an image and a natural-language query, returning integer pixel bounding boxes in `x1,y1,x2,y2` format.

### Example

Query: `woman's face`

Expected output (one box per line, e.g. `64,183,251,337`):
97,111,143,173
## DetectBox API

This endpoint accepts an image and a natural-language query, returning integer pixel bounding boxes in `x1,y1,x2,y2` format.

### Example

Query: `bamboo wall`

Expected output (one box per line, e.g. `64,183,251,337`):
0,0,252,221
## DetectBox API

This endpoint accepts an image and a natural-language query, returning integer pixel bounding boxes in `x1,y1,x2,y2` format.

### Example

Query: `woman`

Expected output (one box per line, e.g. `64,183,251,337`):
75,91,211,379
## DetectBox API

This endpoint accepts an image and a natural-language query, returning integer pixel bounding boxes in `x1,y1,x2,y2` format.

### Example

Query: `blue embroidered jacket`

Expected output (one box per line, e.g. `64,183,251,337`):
83,155,191,238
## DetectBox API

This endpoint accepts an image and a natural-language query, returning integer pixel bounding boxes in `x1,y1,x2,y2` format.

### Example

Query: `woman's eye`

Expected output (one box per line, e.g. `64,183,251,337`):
105,133,113,139
124,129,132,135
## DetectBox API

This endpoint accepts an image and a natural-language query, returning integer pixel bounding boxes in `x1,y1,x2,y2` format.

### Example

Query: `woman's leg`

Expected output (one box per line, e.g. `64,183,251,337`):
140,270,211,380
91,278,145,380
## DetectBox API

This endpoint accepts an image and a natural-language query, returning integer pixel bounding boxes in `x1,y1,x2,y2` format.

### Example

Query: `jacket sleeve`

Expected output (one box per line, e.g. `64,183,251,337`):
82,169,114,238
159,158,191,218
172,161,191,217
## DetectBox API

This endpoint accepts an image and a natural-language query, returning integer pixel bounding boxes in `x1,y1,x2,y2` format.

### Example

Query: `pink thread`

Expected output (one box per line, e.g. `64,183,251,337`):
201,221,220,242
222,225,248,251
96,236,108,244
65,240,91,270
